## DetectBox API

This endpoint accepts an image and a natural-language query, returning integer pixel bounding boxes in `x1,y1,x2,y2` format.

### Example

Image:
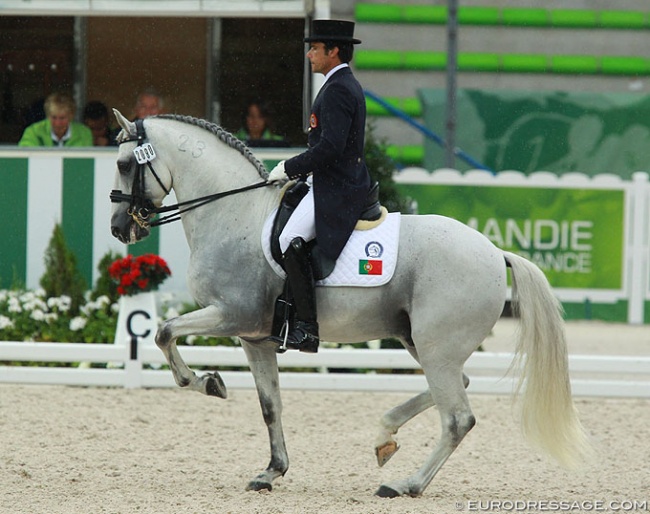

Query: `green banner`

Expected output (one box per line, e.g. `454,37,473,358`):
398,183,624,289
0,158,28,287
418,88,650,177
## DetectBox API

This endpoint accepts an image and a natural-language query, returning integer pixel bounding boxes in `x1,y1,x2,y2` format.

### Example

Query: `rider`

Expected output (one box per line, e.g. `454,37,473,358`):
267,19,372,353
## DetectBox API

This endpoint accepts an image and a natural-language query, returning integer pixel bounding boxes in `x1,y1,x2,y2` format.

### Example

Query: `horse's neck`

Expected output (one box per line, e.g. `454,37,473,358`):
167,142,276,249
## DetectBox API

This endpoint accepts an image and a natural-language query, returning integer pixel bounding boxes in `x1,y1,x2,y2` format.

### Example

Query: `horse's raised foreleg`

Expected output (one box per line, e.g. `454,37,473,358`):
155,305,227,398
374,373,469,467
376,364,475,498
240,339,289,492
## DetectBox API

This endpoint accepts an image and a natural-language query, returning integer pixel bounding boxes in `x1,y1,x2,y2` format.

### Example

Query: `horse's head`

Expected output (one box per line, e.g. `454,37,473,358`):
110,109,172,244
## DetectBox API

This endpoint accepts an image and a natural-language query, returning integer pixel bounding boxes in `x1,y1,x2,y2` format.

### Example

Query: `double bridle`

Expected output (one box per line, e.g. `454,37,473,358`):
110,118,272,228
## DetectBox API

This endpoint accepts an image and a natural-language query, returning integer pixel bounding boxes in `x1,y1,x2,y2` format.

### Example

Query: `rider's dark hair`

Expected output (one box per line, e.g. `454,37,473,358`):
324,41,354,63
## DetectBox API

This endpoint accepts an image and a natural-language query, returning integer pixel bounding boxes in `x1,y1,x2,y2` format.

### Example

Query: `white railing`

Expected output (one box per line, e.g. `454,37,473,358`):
1,340,648,398
0,0,309,17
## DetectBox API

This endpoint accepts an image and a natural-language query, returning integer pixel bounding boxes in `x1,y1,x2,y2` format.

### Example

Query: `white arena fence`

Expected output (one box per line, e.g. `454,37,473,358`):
1,339,648,399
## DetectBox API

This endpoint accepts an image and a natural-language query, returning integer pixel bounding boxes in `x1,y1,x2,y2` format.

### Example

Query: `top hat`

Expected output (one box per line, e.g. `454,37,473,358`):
304,20,362,44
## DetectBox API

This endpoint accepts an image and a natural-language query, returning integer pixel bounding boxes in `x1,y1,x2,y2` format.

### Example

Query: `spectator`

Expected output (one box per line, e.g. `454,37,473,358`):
132,89,164,120
83,100,119,146
18,92,93,147
234,99,288,147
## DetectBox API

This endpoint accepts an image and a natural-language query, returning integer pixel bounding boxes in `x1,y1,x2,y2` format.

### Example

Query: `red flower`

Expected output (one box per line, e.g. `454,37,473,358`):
109,253,171,296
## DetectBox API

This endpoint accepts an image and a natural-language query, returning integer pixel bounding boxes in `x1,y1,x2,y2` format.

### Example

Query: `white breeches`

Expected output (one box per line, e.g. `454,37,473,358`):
279,186,316,254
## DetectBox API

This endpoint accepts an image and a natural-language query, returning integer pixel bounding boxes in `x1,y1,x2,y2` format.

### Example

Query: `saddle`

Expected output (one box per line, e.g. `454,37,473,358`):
270,180,383,281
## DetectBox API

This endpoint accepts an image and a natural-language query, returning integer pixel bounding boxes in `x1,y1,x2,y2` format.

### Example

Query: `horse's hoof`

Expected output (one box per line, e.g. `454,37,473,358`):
205,372,227,399
375,441,399,467
375,485,401,498
246,480,272,492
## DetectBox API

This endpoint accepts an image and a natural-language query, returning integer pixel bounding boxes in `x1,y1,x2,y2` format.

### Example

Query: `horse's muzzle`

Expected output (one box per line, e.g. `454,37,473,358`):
111,215,150,244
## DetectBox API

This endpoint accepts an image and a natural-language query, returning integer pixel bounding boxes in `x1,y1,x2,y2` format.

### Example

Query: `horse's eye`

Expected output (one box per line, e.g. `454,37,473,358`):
117,159,131,174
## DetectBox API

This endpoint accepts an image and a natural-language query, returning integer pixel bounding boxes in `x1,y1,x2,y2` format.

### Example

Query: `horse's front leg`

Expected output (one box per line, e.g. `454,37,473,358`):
240,338,289,492
155,305,227,398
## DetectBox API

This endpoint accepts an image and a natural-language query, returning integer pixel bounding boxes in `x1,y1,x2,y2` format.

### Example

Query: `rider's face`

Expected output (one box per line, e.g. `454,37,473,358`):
306,42,339,76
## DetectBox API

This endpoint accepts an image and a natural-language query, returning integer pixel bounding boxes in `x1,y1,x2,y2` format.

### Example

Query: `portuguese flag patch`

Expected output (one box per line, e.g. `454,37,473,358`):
359,259,383,275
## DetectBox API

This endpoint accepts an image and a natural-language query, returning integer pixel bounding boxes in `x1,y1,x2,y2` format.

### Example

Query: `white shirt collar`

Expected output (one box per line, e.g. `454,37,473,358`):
323,63,349,85
51,125,72,146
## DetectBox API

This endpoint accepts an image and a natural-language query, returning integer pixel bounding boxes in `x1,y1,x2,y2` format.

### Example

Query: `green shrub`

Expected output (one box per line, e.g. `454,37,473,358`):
0,289,117,345
364,123,411,214
91,250,123,303
39,224,86,314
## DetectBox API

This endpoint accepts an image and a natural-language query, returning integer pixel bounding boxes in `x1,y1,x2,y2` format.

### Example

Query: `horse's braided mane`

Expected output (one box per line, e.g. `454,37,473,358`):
155,114,269,179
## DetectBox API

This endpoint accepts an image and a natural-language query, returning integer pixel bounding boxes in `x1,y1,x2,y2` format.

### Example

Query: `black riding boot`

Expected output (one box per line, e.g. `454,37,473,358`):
272,237,319,353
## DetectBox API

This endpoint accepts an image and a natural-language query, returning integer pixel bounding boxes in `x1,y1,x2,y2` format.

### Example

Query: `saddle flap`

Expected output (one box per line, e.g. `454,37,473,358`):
270,181,310,267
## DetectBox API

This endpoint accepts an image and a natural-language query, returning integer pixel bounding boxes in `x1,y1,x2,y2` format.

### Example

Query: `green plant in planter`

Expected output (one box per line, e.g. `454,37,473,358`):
39,224,86,315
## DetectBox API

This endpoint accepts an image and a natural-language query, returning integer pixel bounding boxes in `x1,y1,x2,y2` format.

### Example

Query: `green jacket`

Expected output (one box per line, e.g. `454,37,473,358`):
18,119,93,147
234,128,285,143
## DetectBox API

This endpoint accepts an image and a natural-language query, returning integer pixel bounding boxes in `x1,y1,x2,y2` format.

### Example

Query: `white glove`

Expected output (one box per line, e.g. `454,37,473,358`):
267,160,288,183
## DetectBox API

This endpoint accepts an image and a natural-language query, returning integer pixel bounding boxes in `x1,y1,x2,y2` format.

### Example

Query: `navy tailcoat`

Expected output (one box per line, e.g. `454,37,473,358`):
284,66,371,261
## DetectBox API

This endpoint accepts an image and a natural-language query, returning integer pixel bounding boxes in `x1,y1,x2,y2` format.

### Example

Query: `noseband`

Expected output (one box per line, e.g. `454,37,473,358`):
110,118,271,229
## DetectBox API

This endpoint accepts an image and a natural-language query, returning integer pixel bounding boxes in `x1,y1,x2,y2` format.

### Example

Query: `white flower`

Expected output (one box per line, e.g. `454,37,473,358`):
44,313,58,323
366,339,382,350
47,295,71,312
30,309,45,321
186,335,197,346
69,316,87,331
95,295,111,308
19,291,36,303
8,297,22,313
159,292,174,304
0,315,14,330
23,297,47,312
164,307,180,319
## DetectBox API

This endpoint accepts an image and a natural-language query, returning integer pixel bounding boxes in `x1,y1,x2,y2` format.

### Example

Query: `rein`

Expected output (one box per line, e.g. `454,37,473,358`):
150,180,270,227
110,118,272,228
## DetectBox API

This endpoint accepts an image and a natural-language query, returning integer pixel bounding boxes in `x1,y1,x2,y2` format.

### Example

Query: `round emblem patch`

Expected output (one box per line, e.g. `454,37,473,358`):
309,113,318,129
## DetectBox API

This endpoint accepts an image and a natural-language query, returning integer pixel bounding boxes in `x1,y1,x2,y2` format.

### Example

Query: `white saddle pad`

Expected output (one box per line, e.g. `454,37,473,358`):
261,209,401,287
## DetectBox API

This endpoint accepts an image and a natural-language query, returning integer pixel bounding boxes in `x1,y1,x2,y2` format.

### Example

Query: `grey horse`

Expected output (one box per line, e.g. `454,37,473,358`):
109,110,590,498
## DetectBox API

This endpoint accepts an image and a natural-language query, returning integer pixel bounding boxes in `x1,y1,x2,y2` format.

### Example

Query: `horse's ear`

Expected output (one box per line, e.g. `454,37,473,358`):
112,108,136,135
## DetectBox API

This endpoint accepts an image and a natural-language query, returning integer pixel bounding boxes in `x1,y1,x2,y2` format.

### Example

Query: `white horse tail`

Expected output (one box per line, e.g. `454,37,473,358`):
504,251,592,469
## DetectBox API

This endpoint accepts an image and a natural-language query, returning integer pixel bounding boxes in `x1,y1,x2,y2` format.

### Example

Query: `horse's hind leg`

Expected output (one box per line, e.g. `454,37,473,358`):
240,339,289,492
375,374,470,467
155,305,227,398
376,363,475,498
